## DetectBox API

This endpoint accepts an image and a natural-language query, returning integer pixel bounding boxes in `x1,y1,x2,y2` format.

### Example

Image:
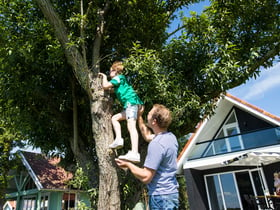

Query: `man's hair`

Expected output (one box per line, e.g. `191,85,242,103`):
151,104,172,129
111,61,124,73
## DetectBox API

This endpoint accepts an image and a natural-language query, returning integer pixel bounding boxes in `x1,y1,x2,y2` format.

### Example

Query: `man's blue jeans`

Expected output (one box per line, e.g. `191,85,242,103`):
149,193,179,210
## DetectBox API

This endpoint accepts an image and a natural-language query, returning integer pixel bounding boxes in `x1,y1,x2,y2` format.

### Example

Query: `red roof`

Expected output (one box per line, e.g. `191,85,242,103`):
226,93,280,122
22,151,73,189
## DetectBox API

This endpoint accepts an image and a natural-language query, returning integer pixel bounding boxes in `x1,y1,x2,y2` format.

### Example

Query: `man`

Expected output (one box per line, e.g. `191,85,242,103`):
115,104,179,209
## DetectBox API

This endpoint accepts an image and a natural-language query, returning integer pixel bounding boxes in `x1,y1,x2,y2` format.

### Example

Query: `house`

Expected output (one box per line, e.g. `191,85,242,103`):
3,200,16,210
5,151,91,210
177,93,280,210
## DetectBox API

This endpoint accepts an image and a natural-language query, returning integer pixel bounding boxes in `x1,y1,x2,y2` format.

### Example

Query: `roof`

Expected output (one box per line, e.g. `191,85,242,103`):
20,151,73,190
177,93,280,173
4,200,16,209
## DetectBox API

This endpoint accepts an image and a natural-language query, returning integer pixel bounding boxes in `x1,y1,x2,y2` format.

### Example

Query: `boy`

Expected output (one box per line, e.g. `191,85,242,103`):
98,61,143,163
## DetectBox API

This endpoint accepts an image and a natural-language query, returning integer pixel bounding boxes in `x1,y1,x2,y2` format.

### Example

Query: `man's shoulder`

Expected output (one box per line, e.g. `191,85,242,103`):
155,132,178,146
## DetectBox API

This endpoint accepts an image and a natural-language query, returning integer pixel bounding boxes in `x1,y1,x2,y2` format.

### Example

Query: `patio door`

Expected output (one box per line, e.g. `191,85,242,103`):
205,172,242,210
205,169,268,210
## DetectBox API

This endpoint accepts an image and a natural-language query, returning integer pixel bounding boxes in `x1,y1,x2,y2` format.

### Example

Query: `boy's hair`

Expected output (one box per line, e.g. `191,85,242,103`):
151,104,172,129
111,61,124,73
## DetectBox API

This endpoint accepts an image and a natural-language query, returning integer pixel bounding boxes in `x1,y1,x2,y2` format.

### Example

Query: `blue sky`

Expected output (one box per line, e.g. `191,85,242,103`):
229,63,280,117
170,1,280,117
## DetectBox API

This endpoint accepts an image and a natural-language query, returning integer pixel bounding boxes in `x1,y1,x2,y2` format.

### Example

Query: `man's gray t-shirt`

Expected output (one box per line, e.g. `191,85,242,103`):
144,132,179,195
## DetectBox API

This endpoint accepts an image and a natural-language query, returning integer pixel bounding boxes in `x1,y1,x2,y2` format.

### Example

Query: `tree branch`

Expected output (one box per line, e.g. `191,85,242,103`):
168,23,187,38
34,0,90,91
207,42,280,101
228,42,280,90
91,0,111,73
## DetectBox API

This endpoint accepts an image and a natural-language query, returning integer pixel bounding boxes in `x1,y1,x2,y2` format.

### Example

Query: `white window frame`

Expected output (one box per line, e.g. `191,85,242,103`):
204,168,269,210
40,192,50,210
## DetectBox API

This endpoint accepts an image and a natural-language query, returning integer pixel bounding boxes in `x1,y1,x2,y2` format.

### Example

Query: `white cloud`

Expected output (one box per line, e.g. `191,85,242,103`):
242,63,280,100
229,62,280,101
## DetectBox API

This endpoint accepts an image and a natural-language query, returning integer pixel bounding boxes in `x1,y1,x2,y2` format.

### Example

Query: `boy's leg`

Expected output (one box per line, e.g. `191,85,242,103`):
110,112,125,149
111,112,125,140
118,105,140,163
127,118,138,153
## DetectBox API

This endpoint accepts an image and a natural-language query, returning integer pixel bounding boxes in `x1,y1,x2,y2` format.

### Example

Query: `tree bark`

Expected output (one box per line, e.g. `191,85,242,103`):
34,0,121,209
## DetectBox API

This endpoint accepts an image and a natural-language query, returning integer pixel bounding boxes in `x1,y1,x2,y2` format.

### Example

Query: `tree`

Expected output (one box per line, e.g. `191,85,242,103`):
0,0,279,209
1,0,194,208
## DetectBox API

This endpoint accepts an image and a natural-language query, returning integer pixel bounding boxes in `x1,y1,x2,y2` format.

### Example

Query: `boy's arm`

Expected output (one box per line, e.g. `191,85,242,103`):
98,73,114,90
138,107,154,142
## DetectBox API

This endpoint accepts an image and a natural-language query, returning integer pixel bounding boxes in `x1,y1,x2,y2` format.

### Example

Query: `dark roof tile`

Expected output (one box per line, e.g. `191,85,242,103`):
22,151,73,190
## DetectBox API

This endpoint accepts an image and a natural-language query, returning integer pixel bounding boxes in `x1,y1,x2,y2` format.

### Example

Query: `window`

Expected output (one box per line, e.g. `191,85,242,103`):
205,169,269,210
62,193,76,210
40,194,49,210
205,110,243,156
205,173,241,210
22,196,36,210
23,176,36,191
206,175,224,210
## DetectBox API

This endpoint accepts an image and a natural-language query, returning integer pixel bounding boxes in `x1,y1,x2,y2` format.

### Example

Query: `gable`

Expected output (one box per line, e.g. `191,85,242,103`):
6,167,38,196
177,93,280,173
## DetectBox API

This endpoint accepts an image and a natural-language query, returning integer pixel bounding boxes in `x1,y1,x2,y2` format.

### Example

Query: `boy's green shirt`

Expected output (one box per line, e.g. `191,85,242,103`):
110,75,143,108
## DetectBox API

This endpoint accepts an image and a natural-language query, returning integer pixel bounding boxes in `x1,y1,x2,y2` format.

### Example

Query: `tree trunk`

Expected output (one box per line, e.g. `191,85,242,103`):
90,88,121,209
34,0,122,209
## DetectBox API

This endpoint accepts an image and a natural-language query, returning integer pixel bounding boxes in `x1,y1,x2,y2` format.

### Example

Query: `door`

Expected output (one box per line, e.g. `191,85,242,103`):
205,169,269,210
205,173,242,210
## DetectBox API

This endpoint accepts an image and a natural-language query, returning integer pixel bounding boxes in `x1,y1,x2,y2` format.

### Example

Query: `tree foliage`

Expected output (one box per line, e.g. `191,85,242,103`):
0,118,22,205
124,0,280,134
0,0,279,209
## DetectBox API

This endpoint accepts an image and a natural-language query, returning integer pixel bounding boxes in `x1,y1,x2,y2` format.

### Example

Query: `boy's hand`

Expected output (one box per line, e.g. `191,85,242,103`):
98,72,106,77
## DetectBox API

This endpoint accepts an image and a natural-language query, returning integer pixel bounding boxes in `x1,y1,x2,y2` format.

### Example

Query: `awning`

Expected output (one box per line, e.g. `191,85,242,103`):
222,151,280,166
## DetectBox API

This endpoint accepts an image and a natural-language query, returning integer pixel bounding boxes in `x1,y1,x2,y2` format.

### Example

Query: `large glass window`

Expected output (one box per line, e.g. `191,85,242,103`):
205,110,243,156
206,176,224,210
205,169,268,210
206,173,241,210
220,173,241,209
189,126,280,160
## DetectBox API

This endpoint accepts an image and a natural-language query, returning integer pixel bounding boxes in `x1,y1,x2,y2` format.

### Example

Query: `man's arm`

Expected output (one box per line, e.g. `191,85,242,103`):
115,159,155,184
138,106,154,142
138,116,154,142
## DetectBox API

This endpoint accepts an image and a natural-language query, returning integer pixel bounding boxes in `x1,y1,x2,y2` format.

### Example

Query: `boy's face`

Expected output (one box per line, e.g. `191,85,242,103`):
110,68,118,78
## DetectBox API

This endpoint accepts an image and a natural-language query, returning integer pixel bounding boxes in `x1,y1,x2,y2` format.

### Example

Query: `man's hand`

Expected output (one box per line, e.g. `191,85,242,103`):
138,105,145,117
115,158,130,169
115,158,155,184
